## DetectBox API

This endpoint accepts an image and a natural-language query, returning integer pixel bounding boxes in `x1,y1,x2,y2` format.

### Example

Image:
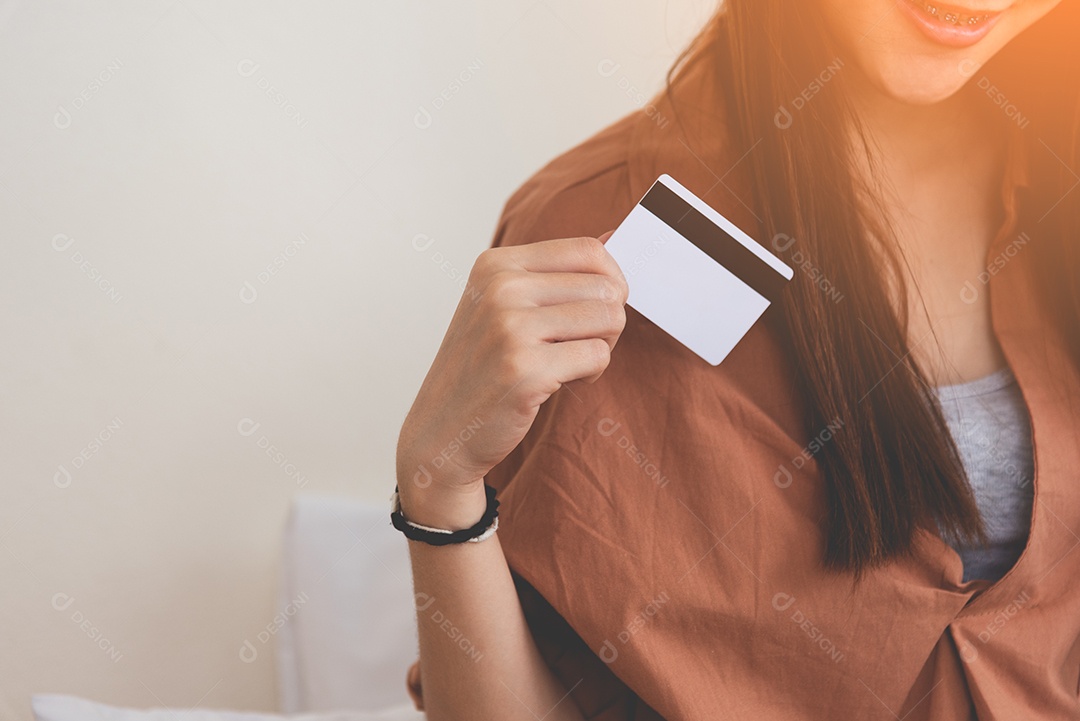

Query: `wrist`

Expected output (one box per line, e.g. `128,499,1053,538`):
396,481,488,532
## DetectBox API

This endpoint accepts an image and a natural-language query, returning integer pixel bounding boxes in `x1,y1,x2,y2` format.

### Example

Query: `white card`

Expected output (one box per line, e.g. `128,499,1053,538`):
604,174,793,366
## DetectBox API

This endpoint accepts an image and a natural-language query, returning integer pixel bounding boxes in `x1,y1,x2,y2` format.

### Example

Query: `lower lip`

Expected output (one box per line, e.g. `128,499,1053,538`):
896,0,1005,48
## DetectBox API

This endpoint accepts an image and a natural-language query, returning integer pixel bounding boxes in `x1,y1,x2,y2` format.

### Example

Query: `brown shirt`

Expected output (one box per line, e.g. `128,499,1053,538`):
408,48,1080,720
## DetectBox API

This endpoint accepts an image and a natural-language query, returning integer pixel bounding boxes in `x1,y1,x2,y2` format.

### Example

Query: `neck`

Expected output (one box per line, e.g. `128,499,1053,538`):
845,70,1008,202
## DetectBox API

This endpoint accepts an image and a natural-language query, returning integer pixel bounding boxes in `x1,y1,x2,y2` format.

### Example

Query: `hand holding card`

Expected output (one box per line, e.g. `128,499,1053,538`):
604,174,793,365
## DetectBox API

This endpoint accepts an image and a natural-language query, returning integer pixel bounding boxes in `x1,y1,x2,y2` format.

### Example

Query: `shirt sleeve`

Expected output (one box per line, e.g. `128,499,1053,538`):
403,572,642,720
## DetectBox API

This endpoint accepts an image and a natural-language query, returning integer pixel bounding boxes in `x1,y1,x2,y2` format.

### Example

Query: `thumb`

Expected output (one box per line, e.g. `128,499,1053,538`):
597,229,615,244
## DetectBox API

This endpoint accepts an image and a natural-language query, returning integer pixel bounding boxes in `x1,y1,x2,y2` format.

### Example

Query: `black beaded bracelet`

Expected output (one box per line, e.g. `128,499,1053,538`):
389,483,500,546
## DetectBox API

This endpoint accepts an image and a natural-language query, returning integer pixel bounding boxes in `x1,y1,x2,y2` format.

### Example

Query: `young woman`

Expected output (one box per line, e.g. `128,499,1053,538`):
394,0,1080,718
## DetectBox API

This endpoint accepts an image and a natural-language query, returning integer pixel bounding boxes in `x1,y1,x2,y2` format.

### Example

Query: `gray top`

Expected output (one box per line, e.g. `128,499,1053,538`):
933,366,1034,583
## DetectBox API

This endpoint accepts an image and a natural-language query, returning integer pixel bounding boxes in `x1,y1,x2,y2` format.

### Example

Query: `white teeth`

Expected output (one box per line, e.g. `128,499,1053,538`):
913,1,990,25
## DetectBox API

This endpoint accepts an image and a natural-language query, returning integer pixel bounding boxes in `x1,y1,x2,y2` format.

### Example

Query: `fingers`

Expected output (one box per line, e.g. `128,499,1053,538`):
488,271,627,307
536,337,613,386
511,300,626,346
496,236,626,283
467,233,627,392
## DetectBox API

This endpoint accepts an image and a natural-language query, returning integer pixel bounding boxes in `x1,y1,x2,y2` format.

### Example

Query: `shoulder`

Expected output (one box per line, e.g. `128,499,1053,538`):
492,112,641,249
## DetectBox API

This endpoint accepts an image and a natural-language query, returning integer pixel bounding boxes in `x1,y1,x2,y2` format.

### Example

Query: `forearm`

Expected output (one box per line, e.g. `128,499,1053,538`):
405,488,584,721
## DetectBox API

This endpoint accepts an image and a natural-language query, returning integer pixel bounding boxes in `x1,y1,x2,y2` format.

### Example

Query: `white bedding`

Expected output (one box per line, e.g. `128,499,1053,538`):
31,694,423,721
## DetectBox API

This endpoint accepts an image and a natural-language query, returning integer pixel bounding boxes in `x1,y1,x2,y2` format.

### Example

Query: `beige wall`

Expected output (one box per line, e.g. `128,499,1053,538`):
0,0,713,717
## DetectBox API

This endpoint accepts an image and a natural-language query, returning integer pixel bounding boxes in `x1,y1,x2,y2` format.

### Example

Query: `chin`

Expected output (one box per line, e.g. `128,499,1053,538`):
861,58,977,105
820,0,1063,108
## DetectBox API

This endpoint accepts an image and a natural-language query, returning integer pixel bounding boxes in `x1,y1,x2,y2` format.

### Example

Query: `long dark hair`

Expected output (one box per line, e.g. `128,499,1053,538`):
665,1,1080,575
